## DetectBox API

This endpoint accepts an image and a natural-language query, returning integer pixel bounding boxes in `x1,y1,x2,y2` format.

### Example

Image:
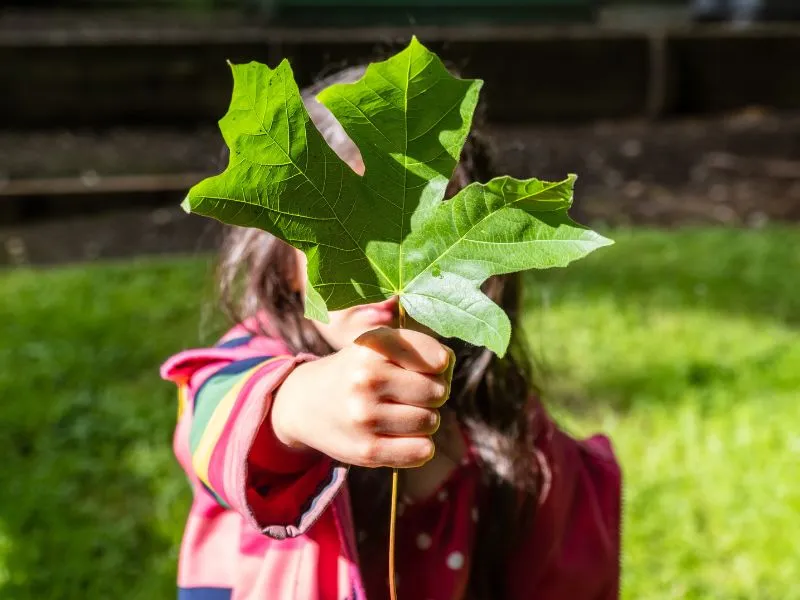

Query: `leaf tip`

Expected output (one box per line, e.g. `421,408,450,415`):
598,233,615,247
407,36,439,62
180,196,193,214
482,330,510,358
585,230,615,252
492,345,508,359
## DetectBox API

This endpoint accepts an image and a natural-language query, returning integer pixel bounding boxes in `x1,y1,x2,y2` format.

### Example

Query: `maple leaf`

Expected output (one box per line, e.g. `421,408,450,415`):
183,37,612,356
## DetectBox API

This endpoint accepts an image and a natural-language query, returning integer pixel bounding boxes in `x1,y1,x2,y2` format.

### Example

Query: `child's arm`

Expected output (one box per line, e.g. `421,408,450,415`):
162,333,334,538
162,327,452,539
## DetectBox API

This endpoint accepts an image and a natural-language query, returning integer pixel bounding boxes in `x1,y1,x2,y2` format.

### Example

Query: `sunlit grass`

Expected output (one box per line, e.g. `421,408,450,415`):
1,226,798,599
525,227,800,600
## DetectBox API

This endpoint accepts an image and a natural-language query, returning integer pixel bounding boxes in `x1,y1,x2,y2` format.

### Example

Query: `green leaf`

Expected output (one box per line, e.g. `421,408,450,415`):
183,37,613,356
402,175,612,352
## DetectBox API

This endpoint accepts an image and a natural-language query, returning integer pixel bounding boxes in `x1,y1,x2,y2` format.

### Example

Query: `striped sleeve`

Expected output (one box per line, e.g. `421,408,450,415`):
189,354,287,509
162,334,348,538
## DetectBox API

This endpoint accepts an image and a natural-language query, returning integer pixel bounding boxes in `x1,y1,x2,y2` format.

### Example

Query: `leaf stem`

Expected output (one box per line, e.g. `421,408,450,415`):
398,299,406,331
389,468,399,600
389,301,406,600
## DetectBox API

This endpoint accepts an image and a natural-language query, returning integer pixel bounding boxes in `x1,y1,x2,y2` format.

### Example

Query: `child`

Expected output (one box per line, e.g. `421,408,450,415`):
162,66,621,600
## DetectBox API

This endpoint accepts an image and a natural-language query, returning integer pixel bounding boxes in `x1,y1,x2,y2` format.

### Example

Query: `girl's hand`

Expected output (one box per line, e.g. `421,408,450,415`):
271,328,454,469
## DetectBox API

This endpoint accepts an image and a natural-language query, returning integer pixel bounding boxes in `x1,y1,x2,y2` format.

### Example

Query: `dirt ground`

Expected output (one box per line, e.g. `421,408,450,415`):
2,111,799,266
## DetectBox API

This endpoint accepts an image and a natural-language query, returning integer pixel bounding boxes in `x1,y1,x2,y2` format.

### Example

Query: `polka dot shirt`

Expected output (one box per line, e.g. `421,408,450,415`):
360,455,481,600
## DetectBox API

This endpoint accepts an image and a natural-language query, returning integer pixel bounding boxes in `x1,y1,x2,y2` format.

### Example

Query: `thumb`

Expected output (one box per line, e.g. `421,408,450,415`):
443,346,456,400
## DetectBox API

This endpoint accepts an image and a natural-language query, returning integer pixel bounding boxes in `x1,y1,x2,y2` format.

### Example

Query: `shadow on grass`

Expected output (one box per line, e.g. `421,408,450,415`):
537,359,741,417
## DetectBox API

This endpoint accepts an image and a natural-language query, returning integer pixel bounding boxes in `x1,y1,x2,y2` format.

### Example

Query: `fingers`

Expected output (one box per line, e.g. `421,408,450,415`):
380,366,450,408
335,327,455,469
343,392,440,467
371,403,440,436
351,435,435,469
354,327,451,375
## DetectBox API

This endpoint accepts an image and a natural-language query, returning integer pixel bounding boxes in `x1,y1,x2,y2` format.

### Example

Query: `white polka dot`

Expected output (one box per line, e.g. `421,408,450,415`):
416,532,432,550
446,551,465,570
437,489,448,501
357,530,367,542
397,503,405,517
472,508,479,522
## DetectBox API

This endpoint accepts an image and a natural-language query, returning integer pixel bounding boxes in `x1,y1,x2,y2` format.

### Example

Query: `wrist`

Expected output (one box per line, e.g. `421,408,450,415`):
271,361,313,453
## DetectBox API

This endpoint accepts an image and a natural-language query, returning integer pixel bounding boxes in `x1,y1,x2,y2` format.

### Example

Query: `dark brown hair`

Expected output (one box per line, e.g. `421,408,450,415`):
218,67,543,599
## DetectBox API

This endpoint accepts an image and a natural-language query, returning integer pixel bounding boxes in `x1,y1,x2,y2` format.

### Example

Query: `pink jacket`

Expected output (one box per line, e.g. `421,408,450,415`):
161,324,622,600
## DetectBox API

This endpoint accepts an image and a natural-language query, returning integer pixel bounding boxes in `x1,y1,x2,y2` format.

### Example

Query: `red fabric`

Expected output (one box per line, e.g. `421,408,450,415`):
508,427,622,599
164,327,622,599
354,418,621,600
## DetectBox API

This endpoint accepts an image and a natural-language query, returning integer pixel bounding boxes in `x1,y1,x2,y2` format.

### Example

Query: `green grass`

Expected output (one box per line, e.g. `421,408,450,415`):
525,227,800,600
1,227,798,600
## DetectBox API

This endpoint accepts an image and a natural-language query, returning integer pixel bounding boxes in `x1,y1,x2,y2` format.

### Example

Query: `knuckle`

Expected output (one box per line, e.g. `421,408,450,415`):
414,375,447,406
431,377,449,401
408,333,449,372
349,365,370,387
347,398,377,430
349,366,382,394
430,338,450,371
433,344,451,373
410,410,440,436
355,438,382,466
412,438,436,465
425,409,441,433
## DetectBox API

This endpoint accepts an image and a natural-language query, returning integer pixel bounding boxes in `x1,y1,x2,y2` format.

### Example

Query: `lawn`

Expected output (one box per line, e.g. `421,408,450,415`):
1,227,797,600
